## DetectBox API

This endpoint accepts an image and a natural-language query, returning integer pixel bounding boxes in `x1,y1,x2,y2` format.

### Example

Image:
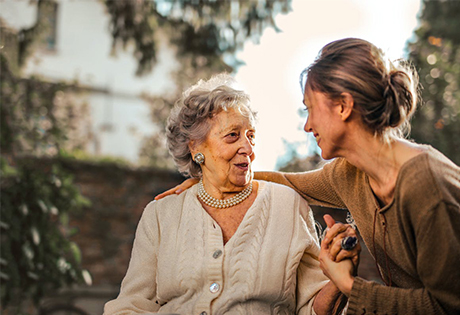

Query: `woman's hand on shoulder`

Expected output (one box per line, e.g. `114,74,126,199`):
154,178,199,200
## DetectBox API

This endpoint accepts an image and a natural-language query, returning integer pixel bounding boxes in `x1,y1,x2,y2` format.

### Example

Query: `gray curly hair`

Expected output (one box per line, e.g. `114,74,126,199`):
166,73,257,178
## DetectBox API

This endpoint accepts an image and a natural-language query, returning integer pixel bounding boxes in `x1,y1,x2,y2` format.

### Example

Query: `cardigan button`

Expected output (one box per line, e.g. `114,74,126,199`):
212,249,222,259
209,282,220,293
200,312,207,315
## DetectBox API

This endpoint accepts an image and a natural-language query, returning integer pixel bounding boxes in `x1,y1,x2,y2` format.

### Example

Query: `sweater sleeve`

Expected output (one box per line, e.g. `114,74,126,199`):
104,201,161,315
255,160,347,209
296,197,330,315
347,201,460,315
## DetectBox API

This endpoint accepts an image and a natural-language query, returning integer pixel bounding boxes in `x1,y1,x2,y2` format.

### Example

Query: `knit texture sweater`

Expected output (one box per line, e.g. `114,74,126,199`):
257,146,460,314
104,181,329,315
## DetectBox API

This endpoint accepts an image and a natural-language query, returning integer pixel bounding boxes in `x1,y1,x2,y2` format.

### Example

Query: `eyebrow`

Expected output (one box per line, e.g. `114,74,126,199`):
222,123,256,133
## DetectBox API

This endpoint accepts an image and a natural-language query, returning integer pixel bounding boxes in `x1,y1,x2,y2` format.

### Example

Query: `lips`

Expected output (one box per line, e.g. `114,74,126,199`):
314,133,320,145
235,162,250,170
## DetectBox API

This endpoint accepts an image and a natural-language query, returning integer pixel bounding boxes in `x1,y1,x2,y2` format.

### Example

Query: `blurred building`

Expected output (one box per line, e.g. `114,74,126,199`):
1,0,178,163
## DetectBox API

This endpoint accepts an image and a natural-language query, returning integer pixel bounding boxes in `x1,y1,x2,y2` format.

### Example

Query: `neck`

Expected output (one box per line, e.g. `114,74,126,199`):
201,178,249,200
339,134,423,204
198,178,253,209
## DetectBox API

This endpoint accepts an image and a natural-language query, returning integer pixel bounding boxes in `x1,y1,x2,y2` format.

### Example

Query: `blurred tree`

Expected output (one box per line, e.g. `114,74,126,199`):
105,0,291,75
0,55,92,158
0,159,91,312
408,0,460,165
1,3,92,311
103,0,292,168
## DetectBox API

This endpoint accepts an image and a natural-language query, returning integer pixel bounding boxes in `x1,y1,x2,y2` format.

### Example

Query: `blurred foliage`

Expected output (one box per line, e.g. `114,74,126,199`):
104,0,292,169
1,0,56,70
408,0,460,165
1,9,92,310
105,0,291,75
0,159,91,312
0,55,92,157
58,149,133,167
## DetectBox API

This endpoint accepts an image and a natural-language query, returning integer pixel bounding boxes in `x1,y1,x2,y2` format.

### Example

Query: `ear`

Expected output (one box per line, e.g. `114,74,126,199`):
339,92,354,121
188,140,196,156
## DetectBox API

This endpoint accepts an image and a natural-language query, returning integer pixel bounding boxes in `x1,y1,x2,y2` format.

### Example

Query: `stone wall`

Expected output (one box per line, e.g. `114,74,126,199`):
59,159,185,287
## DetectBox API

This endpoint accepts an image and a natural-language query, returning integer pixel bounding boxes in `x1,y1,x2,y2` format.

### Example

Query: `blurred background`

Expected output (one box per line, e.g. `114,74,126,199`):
1,0,459,314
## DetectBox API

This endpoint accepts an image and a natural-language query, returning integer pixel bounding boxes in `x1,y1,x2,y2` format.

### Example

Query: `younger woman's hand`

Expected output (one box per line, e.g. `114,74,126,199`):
319,244,355,297
154,178,199,200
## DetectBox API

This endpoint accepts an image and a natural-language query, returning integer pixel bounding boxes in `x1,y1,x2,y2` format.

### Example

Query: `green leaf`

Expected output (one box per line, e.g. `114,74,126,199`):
69,242,81,264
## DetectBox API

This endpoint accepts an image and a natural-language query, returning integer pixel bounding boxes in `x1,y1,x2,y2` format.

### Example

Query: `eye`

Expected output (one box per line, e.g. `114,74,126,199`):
225,132,239,142
247,131,256,145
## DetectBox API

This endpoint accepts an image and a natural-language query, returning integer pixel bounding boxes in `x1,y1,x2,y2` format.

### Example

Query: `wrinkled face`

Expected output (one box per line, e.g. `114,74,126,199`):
194,107,256,192
303,87,344,160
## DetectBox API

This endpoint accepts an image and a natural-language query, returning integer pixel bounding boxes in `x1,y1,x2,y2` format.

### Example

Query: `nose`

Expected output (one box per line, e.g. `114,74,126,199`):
238,135,254,156
304,116,312,133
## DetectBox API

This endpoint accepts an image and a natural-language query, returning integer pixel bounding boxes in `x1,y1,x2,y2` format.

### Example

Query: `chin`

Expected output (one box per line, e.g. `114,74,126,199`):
320,149,338,161
232,173,252,187
319,149,332,160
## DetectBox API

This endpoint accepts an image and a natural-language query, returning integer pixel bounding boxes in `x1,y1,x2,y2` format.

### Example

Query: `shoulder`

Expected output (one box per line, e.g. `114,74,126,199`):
257,180,312,217
258,180,304,201
423,147,460,204
322,158,363,180
398,146,460,208
143,185,199,220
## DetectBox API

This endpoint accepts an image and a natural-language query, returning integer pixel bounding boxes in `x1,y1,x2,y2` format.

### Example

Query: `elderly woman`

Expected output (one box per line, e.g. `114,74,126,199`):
104,74,352,315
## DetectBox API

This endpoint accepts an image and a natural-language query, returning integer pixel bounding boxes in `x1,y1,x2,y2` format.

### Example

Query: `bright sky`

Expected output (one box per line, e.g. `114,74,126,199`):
235,0,422,171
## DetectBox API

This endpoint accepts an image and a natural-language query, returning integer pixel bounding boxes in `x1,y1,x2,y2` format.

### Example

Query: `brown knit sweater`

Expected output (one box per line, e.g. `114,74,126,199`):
257,146,460,314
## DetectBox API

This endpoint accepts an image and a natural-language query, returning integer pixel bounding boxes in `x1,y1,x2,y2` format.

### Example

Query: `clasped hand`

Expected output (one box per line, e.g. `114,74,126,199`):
319,214,361,297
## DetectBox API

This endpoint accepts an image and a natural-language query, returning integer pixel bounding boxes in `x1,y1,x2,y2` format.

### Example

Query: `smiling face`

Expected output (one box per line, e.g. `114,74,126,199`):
193,107,256,195
303,87,346,160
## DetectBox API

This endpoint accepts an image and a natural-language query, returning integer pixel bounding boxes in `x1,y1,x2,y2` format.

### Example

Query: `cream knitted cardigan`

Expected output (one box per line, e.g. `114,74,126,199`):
104,181,328,315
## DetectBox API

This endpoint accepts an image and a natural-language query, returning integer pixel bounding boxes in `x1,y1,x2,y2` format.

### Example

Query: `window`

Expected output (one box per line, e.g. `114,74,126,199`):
38,1,58,51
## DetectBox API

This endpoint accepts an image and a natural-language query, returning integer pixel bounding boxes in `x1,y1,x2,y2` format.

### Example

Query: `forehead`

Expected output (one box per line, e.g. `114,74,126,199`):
211,108,255,130
303,86,315,105
303,87,330,106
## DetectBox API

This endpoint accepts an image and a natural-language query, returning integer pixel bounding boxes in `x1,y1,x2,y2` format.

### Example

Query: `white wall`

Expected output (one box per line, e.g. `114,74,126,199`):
1,0,178,163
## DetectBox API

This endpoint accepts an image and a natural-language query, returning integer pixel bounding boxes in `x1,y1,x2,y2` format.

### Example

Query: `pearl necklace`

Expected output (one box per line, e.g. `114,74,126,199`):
198,179,252,209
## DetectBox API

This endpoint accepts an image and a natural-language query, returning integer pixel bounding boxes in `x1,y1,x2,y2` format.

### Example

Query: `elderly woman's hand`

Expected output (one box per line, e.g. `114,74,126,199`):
319,214,360,297
155,178,199,200
322,214,361,269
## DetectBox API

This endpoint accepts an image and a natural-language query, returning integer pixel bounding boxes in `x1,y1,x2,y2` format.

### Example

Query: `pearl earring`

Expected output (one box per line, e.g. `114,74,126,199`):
194,152,205,165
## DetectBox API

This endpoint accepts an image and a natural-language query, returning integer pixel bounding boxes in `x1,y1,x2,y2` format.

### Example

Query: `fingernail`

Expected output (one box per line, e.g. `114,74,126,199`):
175,189,183,194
